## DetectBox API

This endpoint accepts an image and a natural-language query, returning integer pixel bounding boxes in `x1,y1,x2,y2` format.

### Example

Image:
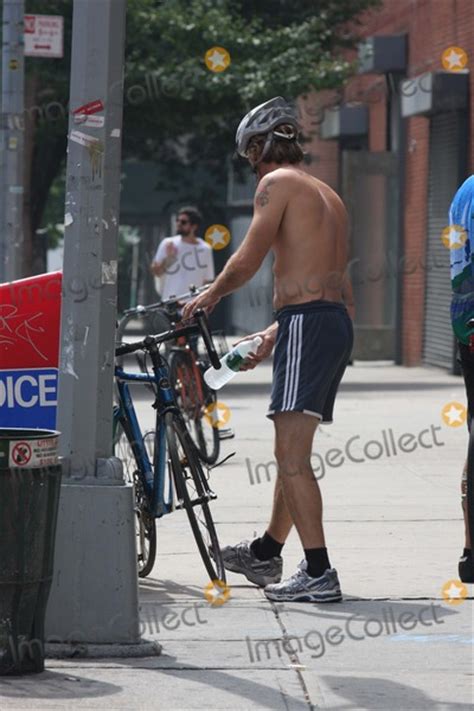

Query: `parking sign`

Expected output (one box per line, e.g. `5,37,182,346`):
24,15,64,58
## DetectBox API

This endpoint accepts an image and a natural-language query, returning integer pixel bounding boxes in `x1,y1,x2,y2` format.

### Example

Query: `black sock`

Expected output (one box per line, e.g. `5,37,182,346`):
304,547,331,578
251,532,284,561
463,548,472,557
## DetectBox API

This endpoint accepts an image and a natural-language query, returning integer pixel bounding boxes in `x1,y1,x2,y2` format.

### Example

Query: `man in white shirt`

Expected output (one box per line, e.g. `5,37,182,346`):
151,206,215,300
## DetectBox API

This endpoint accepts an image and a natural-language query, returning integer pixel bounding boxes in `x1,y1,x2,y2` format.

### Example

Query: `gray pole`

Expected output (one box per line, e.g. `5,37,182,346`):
45,0,143,648
0,0,24,282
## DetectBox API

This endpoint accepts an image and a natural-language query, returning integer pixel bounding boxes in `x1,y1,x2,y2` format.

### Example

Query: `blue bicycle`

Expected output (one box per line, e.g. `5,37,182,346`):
113,309,225,581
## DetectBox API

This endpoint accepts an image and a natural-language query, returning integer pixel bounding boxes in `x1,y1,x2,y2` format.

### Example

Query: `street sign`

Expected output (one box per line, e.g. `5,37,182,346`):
24,15,64,58
0,272,62,429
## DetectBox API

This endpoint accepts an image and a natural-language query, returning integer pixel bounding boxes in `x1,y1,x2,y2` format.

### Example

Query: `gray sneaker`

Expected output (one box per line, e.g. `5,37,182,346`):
264,567,342,602
219,539,282,587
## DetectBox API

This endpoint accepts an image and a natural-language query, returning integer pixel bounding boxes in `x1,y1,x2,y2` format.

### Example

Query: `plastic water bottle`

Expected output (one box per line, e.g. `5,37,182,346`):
204,336,263,390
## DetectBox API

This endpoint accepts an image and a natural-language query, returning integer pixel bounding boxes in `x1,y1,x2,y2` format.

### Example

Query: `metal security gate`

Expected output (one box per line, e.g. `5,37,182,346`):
423,112,467,370
342,151,399,359
227,166,274,333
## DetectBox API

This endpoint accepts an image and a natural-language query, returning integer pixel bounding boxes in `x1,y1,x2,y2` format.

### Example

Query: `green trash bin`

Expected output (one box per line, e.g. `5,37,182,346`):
0,429,61,675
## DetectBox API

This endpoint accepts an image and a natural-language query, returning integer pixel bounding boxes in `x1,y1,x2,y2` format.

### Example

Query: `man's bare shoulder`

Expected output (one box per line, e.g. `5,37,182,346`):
254,168,301,207
257,167,339,196
258,166,302,187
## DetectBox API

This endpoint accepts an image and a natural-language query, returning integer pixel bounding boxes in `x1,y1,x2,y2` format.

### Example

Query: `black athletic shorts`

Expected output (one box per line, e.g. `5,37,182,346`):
267,300,353,424
458,342,474,430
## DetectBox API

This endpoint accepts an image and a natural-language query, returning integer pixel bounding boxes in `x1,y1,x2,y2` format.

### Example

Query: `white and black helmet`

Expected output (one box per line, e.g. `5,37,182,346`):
235,96,300,161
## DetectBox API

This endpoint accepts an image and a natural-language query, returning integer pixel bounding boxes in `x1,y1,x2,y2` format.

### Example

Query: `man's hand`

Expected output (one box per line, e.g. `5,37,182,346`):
151,241,178,276
182,288,221,319
237,324,278,371
164,242,178,268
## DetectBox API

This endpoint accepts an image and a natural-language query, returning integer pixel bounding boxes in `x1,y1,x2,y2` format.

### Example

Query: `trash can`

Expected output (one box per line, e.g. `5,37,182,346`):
0,429,61,675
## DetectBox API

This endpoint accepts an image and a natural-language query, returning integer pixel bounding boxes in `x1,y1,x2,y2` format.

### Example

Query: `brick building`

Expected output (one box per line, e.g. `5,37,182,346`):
299,0,473,370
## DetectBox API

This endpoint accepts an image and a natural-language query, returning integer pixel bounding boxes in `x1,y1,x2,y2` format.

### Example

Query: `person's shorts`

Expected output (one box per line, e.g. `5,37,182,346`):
267,300,353,424
458,342,474,430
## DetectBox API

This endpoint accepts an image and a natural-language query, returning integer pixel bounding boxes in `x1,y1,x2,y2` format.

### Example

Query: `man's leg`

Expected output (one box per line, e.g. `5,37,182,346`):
253,411,320,558
458,343,474,582
462,460,471,549
251,476,294,562
272,412,325,550
267,476,294,544
263,411,342,602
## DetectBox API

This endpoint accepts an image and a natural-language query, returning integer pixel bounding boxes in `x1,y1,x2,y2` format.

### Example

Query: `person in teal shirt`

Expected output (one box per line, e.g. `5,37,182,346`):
449,174,474,583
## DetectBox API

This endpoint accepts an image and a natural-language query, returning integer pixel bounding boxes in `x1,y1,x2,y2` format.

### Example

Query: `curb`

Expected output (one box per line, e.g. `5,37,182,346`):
46,639,162,659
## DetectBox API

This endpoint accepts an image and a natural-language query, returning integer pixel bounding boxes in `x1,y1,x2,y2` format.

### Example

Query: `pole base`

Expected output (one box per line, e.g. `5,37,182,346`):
45,472,140,644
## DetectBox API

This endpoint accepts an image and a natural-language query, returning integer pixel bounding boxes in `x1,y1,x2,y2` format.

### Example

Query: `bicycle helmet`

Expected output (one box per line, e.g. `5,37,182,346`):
235,96,300,162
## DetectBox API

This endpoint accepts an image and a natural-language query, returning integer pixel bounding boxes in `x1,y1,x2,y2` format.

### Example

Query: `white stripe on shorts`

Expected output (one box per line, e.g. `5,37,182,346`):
283,314,303,410
289,314,303,409
282,316,297,410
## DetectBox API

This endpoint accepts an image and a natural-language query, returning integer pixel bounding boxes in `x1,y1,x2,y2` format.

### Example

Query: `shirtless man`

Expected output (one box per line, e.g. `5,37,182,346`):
183,97,354,602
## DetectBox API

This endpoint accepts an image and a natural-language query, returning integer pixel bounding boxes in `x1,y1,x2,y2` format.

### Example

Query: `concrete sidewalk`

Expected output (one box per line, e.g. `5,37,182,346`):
1,362,473,709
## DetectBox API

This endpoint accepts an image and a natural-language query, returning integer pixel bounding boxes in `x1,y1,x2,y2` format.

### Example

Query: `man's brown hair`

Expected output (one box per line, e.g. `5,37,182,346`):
246,124,304,165
178,206,202,227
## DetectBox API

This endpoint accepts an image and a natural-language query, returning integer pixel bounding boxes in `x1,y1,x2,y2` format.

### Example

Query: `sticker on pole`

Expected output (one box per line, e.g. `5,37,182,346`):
69,130,100,149
73,100,104,117
73,114,105,128
9,435,59,468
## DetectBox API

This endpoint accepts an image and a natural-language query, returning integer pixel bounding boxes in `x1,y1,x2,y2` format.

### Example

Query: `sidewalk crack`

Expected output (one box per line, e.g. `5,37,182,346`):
269,601,318,710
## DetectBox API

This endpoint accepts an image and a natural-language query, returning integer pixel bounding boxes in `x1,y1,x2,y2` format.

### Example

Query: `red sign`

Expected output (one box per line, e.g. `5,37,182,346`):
0,272,61,370
0,272,62,429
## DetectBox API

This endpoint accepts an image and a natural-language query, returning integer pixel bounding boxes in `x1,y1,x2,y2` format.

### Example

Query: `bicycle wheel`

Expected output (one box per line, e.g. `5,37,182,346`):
114,420,157,578
165,411,225,582
170,349,220,465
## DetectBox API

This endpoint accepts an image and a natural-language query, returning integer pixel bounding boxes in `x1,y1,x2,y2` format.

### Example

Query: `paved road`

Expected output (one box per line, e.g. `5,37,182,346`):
1,362,472,709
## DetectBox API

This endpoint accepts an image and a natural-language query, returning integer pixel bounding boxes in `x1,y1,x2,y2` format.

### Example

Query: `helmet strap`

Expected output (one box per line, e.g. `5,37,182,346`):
254,131,274,165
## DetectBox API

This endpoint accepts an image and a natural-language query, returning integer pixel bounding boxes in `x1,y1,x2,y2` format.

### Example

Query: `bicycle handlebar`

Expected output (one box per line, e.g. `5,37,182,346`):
115,308,221,370
194,309,221,369
121,284,210,317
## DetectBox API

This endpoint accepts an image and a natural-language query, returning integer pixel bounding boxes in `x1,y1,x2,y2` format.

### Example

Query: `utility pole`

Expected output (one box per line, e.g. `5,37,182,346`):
0,0,24,282
45,0,146,650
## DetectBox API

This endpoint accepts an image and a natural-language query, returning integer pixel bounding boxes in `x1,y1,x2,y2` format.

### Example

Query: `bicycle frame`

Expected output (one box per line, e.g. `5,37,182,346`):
172,340,206,416
114,360,176,518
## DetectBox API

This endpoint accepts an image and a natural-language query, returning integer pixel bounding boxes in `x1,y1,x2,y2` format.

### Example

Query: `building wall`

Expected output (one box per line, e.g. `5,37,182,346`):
302,0,473,365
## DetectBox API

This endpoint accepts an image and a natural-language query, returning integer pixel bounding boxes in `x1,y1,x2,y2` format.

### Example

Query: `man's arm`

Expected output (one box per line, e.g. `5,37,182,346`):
208,172,290,298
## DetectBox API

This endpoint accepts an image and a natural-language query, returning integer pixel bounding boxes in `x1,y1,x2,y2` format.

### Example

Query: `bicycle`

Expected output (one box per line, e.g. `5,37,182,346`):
117,286,223,465
113,309,226,582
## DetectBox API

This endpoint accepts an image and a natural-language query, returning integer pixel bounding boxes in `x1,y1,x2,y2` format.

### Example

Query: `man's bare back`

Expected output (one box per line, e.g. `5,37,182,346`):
256,167,350,311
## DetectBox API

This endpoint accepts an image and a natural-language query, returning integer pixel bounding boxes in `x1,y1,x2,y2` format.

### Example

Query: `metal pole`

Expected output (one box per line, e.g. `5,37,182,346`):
0,0,24,282
45,0,143,648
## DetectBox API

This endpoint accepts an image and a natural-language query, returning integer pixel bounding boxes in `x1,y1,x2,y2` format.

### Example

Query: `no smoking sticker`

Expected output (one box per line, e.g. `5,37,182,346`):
8,436,58,468
11,442,32,466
